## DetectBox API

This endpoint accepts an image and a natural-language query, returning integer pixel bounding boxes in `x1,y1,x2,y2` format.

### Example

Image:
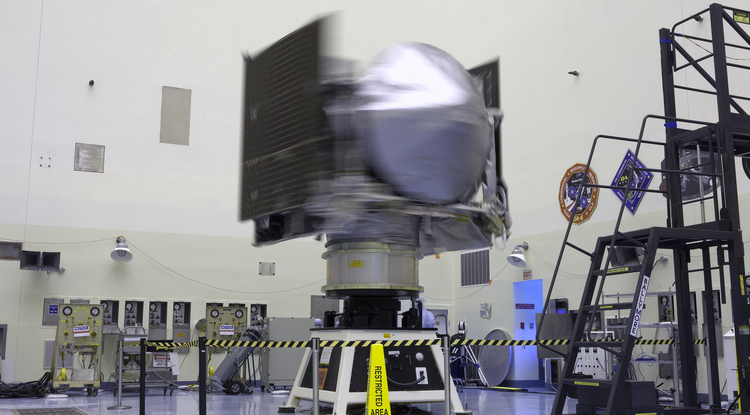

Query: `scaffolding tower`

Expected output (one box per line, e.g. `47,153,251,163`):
542,4,750,414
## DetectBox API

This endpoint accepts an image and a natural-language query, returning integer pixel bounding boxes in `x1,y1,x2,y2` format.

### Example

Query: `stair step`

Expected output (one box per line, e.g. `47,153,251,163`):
573,341,622,348
582,302,632,311
562,378,613,387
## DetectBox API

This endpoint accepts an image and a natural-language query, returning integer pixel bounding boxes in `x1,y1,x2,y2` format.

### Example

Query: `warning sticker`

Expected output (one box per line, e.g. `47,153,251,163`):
320,347,333,365
318,367,328,389
630,276,650,337
220,325,234,336
74,325,90,337
365,344,391,415
735,10,750,24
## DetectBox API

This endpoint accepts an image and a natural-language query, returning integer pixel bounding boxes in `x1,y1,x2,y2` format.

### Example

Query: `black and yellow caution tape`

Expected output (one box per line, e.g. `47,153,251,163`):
123,337,706,350
123,340,197,349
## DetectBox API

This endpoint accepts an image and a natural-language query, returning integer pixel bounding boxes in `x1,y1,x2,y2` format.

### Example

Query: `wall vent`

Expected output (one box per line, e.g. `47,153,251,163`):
259,262,275,276
74,143,105,173
160,86,192,146
460,249,490,287
0,241,22,260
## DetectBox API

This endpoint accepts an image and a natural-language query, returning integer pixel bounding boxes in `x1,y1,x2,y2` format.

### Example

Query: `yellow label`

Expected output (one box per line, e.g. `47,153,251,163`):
608,267,628,274
318,367,328,389
600,305,613,309
636,413,658,415
349,260,364,268
383,333,391,338
366,344,391,415
574,381,599,386
742,275,746,296
735,11,750,24
77,307,88,309
176,333,186,338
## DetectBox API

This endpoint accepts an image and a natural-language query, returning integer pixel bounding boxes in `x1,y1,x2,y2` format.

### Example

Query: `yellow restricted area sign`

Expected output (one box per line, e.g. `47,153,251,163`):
365,344,391,415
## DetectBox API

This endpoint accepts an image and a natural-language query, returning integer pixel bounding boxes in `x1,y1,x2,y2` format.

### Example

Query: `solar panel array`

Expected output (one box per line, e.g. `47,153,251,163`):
241,20,331,220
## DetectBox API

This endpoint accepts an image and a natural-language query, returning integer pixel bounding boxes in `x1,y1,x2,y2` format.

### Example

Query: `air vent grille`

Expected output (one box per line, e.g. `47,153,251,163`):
460,249,490,287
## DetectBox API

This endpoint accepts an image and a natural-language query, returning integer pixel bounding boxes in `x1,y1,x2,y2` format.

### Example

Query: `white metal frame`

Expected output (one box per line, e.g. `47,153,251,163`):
279,329,471,415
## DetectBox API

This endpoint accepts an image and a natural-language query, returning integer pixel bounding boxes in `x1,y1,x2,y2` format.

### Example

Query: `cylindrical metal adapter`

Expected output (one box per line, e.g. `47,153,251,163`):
322,241,423,298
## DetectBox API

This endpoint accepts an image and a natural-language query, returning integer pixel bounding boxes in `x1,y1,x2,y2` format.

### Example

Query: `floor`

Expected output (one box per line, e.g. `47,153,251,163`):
0,387,575,415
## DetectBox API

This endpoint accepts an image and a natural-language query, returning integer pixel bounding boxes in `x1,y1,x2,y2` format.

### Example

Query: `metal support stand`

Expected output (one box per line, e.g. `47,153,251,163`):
199,337,207,415
671,332,680,406
702,248,721,411
107,339,131,411
451,345,488,387
443,335,450,415
280,329,471,414
139,338,146,415
312,337,319,415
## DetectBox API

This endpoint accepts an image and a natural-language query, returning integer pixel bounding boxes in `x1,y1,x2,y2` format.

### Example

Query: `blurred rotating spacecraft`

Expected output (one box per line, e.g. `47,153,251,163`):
241,18,510,414
241,19,510,328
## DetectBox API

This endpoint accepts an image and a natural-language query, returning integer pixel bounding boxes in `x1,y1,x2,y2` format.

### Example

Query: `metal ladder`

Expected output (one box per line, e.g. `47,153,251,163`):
538,115,712,415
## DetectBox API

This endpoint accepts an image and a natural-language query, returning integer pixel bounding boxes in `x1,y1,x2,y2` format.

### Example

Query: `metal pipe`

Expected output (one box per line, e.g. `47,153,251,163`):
697,145,706,223
702,249,722,409
671,7,711,33
673,85,750,102
443,335,450,415
312,337,320,415
674,33,750,52
139,338,146,415
672,327,680,406
199,337,207,415
675,53,715,72
107,339,131,410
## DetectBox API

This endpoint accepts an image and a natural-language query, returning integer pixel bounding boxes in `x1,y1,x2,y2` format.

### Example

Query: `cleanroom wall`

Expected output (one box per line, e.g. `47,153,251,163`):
2,0,750,392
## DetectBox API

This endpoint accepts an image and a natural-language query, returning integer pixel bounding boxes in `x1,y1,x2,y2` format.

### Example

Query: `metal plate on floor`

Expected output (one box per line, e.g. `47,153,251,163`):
13,409,87,415
478,328,513,386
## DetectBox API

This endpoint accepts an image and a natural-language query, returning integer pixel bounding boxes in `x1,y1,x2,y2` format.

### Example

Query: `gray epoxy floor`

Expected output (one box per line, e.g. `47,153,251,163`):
0,388,575,415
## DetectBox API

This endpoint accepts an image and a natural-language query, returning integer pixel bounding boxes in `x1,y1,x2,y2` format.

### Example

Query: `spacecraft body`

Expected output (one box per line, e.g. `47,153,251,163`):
241,20,509,327
242,19,509,414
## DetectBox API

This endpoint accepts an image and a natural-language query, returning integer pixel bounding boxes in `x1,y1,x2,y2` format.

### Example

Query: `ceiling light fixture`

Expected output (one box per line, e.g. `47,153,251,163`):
507,242,529,268
110,236,133,263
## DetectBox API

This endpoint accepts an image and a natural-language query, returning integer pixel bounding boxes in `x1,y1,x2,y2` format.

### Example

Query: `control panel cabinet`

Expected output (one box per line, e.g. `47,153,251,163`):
206,304,248,342
173,301,191,353
148,301,168,340
50,304,104,394
100,300,120,334
124,301,144,327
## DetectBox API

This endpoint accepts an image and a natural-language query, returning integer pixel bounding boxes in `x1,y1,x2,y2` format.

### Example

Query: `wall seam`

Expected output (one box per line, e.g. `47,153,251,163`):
16,0,45,382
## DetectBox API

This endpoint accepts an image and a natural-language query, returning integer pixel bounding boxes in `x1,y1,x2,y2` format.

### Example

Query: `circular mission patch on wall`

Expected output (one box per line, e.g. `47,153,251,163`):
559,163,599,224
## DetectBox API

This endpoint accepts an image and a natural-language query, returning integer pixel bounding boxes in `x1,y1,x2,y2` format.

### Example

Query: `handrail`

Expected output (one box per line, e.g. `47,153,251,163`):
674,85,750,103
673,33,750,52
671,4,750,34
668,6,750,120
672,40,748,115
671,7,711,34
